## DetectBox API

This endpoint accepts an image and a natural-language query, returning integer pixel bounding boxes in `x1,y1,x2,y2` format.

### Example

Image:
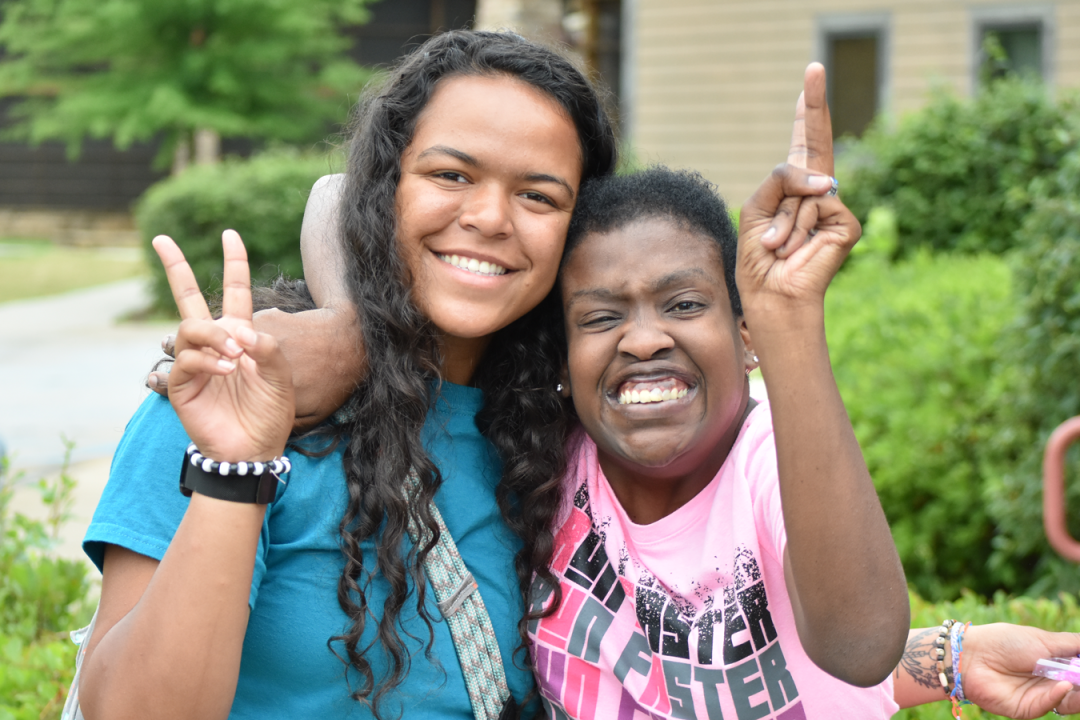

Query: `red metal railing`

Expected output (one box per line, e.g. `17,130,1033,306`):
1043,416,1080,562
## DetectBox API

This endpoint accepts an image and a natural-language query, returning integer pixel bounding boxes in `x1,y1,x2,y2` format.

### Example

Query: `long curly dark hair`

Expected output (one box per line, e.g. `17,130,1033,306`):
328,30,617,714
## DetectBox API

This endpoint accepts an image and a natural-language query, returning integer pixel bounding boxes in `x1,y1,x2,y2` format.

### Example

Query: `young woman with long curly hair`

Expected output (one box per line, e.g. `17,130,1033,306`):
75,30,616,720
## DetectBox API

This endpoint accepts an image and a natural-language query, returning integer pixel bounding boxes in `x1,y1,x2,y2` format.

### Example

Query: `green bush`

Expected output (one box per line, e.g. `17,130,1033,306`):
897,590,1080,720
841,78,1079,257
0,449,95,720
137,148,342,313
827,227,1014,600
981,148,1080,596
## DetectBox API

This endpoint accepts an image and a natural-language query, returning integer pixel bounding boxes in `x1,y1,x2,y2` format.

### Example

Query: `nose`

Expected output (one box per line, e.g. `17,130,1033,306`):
617,314,674,360
458,182,513,238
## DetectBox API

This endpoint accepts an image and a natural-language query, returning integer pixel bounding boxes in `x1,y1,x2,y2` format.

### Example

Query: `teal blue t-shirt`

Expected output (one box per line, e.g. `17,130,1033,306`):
84,384,534,718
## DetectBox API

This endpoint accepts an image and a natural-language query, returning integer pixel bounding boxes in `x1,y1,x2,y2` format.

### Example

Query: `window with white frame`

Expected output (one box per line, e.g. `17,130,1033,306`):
816,13,890,140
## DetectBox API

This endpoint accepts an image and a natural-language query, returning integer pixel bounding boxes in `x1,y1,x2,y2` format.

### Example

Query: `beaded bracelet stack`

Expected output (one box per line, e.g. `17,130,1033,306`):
934,619,957,694
950,621,974,719
933,618,974,719
186,442,292,477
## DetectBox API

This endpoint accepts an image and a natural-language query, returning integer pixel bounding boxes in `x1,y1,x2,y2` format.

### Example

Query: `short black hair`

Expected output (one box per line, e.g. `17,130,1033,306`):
562,165,741,316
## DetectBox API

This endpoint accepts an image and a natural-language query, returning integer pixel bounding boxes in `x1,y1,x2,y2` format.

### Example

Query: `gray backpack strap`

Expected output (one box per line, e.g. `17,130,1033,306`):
61,604,98,720
404,472,514,720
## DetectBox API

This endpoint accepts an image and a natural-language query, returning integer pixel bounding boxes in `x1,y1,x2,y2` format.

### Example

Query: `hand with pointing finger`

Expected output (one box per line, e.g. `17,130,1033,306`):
153,230,295,464
736,62,860,318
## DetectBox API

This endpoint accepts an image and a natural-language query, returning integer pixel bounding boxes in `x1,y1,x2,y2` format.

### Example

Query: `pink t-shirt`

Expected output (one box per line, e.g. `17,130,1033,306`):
527,401,898,720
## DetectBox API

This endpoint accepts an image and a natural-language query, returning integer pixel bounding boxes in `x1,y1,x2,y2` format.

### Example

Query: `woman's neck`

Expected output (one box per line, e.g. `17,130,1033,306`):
439,334,493,386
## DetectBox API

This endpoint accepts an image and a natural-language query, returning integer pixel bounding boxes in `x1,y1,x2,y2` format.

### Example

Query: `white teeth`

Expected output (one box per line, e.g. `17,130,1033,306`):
618,387,689,405
436,253,508,276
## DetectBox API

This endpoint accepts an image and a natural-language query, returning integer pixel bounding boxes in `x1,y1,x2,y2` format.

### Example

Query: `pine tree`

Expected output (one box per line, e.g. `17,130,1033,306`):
0,0,373,172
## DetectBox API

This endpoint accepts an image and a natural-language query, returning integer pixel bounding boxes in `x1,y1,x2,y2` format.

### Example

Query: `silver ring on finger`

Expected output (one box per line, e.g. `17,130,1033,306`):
826,176,839,197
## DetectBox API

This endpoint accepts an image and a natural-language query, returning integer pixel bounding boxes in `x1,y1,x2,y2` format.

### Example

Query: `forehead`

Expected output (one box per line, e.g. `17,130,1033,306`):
561,216,724,298
411,74,575,148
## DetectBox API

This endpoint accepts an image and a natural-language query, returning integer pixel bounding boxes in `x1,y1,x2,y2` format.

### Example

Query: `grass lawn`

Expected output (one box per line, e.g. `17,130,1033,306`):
0,239,148,304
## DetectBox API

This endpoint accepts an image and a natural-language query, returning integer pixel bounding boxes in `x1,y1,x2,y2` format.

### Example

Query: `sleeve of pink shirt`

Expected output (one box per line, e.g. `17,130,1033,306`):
744,403,788,568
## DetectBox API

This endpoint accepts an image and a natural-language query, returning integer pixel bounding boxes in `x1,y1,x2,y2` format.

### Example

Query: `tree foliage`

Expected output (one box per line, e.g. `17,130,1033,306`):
0,448,94,720
0,0,373,165
136,148,340,313
827,219,1015,600
982,148,1080,596
841,78,1079,257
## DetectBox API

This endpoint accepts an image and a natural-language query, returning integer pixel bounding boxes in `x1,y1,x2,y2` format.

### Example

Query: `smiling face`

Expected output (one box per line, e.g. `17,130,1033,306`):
395,73,583,379
561,215,755,501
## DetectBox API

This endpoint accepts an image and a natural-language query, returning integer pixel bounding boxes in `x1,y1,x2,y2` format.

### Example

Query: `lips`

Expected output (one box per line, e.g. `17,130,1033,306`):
616,376,692,405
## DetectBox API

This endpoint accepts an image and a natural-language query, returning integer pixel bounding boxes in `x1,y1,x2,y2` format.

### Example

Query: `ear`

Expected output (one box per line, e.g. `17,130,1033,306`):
738,318,758,373
559,363,572,398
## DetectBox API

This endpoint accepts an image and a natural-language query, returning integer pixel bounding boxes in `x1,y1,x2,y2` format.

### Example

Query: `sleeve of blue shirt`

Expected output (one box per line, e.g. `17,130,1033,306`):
84,394,268,609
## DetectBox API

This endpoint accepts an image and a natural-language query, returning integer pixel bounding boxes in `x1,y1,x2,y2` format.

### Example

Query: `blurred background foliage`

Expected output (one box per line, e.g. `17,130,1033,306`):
0,0,374,171
826,236,1013,600
842,77,1079,257
0,450,94,720
136,148,341,315
834,76,1080,602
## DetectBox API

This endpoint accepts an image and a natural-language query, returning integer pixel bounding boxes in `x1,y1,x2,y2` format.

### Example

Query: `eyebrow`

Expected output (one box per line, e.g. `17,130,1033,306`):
566,268,714,310
415,144,575,200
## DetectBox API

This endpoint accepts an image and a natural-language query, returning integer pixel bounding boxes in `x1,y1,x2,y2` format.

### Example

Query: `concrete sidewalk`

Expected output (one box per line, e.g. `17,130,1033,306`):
0,278,174,572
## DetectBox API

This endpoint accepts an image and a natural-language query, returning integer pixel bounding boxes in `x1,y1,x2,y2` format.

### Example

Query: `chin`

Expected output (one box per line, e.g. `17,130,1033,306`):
615,443,692,472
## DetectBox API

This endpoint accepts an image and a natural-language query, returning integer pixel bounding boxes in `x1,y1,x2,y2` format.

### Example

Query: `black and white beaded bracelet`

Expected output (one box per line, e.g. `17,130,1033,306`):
935,618,957,694
186,442,292,476
180,442,291,504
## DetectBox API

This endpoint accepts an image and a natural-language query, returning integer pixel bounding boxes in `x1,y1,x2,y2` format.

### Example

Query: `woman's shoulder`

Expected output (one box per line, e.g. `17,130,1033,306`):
83,393,193,571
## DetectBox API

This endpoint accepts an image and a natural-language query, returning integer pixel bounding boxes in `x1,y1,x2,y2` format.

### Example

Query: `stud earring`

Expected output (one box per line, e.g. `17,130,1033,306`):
556,383,564,393
753,355,759,363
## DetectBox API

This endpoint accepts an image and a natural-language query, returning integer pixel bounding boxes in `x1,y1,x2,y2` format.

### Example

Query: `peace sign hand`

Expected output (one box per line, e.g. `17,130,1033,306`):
737,63,860,318
153,230,295,463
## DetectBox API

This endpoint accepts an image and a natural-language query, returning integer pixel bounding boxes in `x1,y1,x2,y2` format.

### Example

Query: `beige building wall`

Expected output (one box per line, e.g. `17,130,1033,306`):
628,0,1080,205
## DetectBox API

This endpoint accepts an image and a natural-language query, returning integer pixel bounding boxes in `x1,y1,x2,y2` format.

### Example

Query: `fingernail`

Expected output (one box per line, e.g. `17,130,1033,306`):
225,337,242,355
217,359,236,371
809,175,832,189
148,374,160,388
762,227,778,244
236,326,257,346
161,335,174,353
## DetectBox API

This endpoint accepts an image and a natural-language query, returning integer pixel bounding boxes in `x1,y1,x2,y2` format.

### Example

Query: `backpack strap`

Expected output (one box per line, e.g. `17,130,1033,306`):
404,471,515,720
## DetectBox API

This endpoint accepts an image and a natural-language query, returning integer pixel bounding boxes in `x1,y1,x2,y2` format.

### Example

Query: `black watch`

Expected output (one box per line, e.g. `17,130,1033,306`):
179,451,287,504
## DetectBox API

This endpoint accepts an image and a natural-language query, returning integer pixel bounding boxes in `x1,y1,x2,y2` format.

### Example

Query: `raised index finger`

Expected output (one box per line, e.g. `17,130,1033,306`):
220,229,253,321
152,235,211,320
800,62,834,176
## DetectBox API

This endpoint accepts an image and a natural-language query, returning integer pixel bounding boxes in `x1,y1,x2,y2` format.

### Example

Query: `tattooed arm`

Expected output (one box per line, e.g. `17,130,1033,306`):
893,627,951,708
895,624,1080,717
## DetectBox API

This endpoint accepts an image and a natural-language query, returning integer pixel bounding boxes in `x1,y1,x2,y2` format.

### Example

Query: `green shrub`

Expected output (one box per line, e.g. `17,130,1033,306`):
981,148,1080,596
897,590,1080,720
841,78,1079,257
137,148,342,313
0,449,95,720
826,235,1014,600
